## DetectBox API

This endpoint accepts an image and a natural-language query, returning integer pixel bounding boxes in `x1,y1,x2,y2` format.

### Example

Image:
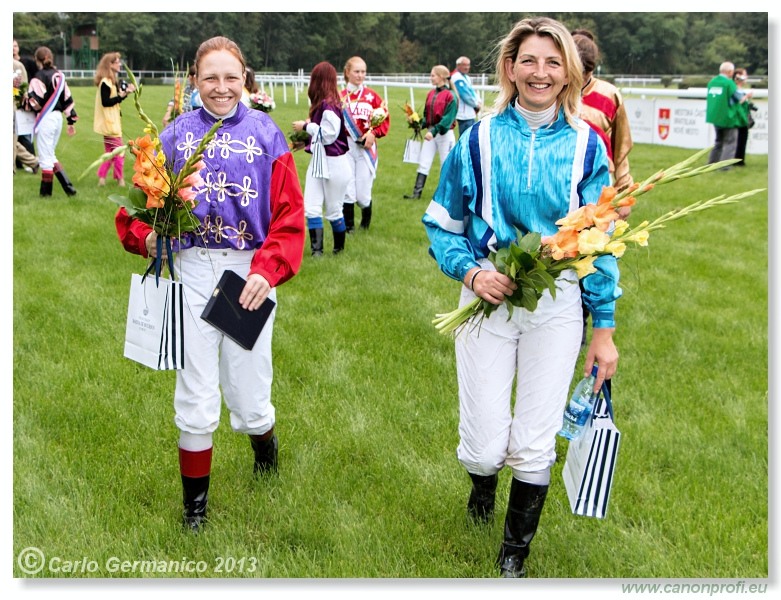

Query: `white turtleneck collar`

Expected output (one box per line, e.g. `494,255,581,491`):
202,104,238,120
513,101,558,130
346,82,362,93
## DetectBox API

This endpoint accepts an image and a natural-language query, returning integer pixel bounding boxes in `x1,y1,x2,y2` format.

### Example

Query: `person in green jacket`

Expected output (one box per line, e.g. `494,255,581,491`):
732,67,754,166
706,61,750,166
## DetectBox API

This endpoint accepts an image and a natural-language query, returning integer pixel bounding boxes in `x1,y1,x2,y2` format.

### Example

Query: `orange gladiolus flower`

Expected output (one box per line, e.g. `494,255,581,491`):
597,186,617,206
542,228,580,260
555,204,595,232
592,202,620,232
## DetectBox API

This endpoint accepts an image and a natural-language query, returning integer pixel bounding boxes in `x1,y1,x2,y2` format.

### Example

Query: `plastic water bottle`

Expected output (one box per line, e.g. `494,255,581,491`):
558,365,600,440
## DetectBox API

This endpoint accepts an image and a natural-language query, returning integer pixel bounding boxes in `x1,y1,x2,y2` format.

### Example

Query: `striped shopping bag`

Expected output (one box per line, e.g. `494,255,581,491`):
562,381,621,518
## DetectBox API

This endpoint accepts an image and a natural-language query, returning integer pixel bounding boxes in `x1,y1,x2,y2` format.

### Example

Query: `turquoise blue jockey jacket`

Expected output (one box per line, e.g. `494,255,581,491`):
422,104,622,328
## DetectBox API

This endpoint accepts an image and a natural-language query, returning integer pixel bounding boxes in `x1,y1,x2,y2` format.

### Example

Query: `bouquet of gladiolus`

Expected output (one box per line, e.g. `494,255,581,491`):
81,67,222,260
432,148,765,335
401,101,423,138
249,91,275,113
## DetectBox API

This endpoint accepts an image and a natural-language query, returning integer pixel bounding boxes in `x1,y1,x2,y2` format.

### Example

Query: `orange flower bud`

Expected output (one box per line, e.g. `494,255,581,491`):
597,186,617,205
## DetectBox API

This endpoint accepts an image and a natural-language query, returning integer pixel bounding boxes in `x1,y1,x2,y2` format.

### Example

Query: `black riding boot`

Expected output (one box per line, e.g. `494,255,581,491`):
360,204,372,230
309,228,324,257
403,173,427,199
39,178,53,197
343,203,355,233
53,162,77,196
181,474,210,532
496,477,549,578
249,429,278,475
333,230,346,254
467,472,499,523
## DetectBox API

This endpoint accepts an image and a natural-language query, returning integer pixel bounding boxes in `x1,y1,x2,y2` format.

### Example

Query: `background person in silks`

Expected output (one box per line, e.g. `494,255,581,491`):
293,61,351,256
340,56,391,233
450,56,482,138
422,17,619,578
403,65,457,200
27,46,78,197
572,28,635,393
115,35,305,533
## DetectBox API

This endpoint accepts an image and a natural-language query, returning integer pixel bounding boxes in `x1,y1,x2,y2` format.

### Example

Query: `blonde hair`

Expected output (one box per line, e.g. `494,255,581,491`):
94,52,121,86
431,65,451,88
343,56,366,82
492,17,583,127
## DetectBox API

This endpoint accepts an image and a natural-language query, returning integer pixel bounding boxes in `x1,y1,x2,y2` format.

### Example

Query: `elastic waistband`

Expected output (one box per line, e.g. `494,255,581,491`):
179,246,254,265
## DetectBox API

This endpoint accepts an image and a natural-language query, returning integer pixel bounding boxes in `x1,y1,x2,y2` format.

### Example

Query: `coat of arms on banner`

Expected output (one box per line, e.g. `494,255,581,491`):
657,107,671,140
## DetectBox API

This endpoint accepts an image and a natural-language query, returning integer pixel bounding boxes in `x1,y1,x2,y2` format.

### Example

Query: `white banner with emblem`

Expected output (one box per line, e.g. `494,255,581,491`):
625,98,767,155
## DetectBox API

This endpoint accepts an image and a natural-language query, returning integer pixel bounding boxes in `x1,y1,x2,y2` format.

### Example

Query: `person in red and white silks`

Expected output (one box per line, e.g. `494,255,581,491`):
340,56,390,232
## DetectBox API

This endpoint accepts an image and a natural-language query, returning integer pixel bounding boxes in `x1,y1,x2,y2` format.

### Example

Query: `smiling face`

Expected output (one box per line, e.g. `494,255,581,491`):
505,34,569,112
346,58,366,86
196,49,244,116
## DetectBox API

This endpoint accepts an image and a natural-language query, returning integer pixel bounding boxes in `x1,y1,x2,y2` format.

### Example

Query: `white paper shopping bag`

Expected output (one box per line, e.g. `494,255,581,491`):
124,273,185,370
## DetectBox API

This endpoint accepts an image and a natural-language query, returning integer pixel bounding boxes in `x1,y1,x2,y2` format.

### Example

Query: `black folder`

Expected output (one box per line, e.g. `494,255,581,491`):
200,270,275,350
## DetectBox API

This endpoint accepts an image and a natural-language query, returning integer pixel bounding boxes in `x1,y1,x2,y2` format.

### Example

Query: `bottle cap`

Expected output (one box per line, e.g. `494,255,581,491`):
590,364,599,377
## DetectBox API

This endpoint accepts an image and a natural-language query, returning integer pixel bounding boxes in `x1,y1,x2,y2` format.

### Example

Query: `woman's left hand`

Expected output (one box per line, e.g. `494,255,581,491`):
66,124,76,136
239,273,271,311
585,327,619,392
424,131,434,141
292,120,306,132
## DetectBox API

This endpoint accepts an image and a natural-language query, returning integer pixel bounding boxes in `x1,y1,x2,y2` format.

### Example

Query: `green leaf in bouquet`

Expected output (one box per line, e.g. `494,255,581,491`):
108,187,148,216
529,261,558,297
128,186,149,210
518,284,540,312
517,231,542,254
517,249,537,272
491,248,508,272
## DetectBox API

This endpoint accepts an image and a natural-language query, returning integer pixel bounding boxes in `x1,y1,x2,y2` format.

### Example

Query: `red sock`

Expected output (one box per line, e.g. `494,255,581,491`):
178,447,212,478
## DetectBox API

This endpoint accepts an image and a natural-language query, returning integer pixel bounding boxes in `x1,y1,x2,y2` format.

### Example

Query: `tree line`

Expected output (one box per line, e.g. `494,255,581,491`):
13,12,768,77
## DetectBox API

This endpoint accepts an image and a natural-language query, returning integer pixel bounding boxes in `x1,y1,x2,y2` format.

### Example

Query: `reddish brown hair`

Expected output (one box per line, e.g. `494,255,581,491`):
308,61,341,120
194,36,246,75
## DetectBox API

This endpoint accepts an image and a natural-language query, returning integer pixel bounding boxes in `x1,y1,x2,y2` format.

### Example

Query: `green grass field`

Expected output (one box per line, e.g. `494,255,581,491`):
11,84,768,581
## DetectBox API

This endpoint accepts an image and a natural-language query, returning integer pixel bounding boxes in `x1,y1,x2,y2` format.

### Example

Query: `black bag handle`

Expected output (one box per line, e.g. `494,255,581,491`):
593,379,614,421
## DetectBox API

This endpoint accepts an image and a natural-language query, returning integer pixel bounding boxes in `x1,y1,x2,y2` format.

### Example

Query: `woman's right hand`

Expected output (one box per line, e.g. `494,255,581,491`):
466,267,517,305
145,231,158,257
